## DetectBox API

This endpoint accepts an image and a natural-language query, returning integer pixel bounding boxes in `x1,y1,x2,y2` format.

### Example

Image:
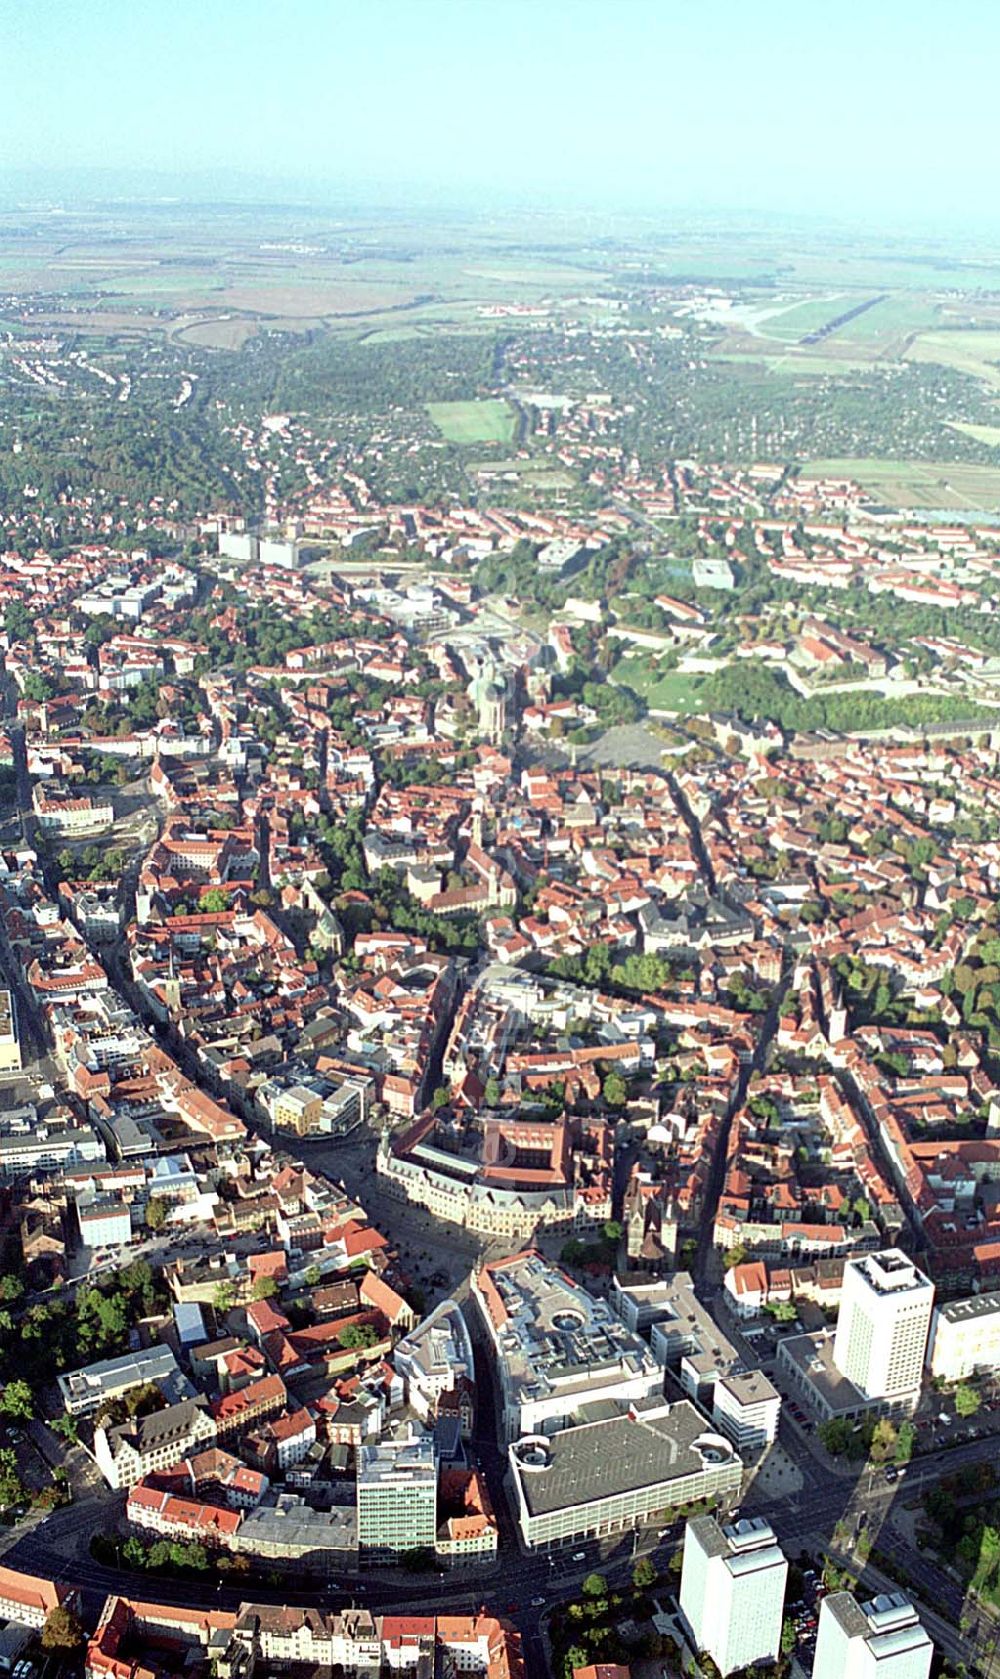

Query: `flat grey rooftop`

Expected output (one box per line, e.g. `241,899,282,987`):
512,1400,739,1516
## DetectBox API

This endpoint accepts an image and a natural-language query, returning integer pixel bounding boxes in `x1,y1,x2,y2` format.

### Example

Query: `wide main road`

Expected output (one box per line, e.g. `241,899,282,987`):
8,1506,664,1679
13,1434,999,1679
745,1436,1000,1670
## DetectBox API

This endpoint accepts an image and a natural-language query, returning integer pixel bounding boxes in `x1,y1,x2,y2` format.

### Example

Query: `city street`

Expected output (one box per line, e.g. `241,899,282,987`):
5,1426,999,1679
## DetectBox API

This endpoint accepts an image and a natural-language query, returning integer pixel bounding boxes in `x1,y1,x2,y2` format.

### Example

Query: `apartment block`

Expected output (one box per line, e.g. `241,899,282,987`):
680,1515,787,1677
813,1592,932,1679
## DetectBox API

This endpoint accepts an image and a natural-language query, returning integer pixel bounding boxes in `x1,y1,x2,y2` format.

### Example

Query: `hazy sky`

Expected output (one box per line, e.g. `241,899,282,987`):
2,0,997,225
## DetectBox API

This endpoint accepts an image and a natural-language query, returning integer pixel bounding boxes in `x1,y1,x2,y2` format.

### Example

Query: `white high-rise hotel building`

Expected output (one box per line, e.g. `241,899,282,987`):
833,1250,934,1412
813,1592,932,1679
679,1515,787,1677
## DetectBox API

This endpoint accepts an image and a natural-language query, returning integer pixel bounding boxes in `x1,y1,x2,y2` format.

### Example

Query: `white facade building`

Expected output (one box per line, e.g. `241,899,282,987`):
833,1250,933,1410
259,537,300,569
218,532,259,564
712,1370,781,1453
0,1107,105,1177
74,891,121,941
94,1397,217,1489
76,1192,133,1249
680,1514,787,1677
926,1293,1000,1384
33,791,114,836
0,990,21,1072
813,1592,933,1679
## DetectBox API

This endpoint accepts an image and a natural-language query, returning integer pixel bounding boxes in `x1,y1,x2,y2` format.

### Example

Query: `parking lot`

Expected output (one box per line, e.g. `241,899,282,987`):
788,1565,825,1666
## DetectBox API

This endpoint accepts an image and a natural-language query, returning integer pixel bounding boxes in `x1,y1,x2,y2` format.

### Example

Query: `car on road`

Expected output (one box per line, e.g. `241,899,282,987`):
530,1596,546,1608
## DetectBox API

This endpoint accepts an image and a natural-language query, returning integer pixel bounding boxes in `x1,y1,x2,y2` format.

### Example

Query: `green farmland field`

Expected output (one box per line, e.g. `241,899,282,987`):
800,457,1000,509
906,330,1000,388
947,421,1000,448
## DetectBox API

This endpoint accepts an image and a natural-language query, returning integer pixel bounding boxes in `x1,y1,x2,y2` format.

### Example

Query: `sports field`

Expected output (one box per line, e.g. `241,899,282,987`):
800,458,1000,509
427,399,517,444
